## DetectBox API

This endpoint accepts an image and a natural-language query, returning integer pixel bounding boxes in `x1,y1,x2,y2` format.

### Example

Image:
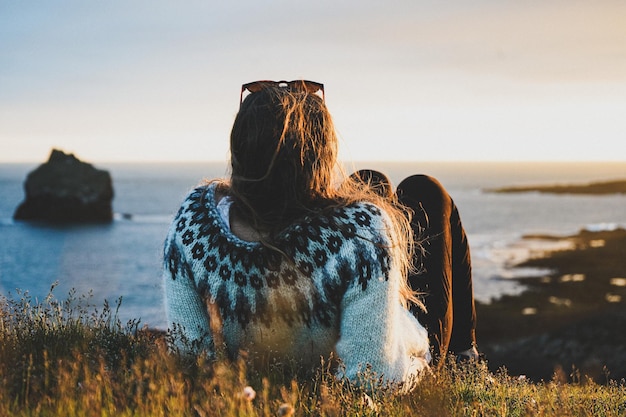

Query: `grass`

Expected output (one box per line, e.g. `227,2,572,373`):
1,286,625,416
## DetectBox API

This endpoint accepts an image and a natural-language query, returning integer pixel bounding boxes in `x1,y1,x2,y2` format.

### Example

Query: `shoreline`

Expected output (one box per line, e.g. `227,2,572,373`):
487,178,626,195
476,227,626,382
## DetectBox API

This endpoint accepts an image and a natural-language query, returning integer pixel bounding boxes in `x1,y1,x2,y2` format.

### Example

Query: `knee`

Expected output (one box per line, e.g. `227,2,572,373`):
400,174,445,193
397,175,454,231
397,174,451,207
350,169,394,199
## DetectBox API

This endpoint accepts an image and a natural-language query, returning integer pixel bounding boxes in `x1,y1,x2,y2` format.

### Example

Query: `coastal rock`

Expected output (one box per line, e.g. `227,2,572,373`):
482,311,626,382
13,149,114,223
477,229,626,383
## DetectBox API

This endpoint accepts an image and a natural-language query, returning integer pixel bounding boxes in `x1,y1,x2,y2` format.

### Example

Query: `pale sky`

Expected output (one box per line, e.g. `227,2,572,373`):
1,0,625,163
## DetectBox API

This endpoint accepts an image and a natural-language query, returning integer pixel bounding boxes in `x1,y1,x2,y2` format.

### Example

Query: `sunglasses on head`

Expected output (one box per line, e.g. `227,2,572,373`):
240,80,325,105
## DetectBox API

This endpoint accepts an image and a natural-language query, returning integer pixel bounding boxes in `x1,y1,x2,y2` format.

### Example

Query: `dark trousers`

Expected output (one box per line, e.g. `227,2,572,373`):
354,171,477,360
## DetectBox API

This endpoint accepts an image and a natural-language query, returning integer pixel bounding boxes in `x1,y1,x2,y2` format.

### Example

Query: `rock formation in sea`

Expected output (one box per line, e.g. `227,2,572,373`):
13,149,114,223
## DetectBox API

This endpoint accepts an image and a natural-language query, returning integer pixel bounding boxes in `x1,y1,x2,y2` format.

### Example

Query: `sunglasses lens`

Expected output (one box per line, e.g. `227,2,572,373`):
244,82,268,93
305,82,323,94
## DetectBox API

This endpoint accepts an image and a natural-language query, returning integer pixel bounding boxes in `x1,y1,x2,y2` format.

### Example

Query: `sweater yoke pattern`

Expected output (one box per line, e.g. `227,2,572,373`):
163,184,392,334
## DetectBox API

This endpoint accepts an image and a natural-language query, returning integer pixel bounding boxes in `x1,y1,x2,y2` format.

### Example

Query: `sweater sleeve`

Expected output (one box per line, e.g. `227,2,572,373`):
334,211,430,391
162,218,214,356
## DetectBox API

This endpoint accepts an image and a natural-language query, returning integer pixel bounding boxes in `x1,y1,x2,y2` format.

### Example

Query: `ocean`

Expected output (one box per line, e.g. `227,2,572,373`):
1,161,626,329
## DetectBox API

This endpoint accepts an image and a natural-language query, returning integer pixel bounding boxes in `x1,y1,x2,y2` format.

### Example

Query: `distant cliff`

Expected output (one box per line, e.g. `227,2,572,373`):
487,179,626,195
13,149,114,223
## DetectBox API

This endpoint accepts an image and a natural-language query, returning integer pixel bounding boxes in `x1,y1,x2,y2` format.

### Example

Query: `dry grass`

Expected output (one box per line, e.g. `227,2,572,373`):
1,286,625,416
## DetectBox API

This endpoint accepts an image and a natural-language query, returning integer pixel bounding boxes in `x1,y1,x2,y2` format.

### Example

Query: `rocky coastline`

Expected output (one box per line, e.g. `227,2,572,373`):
487,179,626,195
476,227,626,383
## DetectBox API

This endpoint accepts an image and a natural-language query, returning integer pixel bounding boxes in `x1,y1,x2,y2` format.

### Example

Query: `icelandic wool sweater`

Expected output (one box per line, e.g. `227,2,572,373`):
162,183,430,388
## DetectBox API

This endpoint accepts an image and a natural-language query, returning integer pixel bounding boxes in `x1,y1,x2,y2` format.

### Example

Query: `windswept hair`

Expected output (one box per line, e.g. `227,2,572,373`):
217,85,422,308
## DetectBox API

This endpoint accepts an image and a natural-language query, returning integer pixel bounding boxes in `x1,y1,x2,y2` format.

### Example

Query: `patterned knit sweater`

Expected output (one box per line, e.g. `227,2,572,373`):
162,183,430,388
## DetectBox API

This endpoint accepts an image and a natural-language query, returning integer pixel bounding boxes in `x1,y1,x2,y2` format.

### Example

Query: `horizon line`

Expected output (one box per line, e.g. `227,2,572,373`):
3,158,626,165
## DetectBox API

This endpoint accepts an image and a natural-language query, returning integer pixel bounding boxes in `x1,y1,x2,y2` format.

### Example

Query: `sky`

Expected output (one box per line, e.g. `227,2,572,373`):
1,0,625,163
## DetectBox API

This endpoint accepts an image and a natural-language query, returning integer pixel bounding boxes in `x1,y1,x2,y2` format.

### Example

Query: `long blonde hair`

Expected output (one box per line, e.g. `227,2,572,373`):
225,84,422,308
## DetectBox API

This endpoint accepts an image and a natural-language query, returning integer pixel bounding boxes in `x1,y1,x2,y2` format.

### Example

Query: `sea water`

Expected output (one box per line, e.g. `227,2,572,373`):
1,161,625,329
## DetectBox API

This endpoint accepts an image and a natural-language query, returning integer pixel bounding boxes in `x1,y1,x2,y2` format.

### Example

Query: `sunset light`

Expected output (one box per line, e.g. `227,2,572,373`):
2,1,625,163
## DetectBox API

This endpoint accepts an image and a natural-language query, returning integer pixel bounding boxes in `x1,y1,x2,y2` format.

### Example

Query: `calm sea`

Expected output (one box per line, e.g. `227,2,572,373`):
2,161,626,329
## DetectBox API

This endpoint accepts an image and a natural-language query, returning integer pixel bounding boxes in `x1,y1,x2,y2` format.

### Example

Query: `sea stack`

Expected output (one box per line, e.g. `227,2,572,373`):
13,149,114,223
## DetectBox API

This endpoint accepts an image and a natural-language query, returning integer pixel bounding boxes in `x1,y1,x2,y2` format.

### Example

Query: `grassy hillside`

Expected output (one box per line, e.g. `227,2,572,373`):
1,286,625,416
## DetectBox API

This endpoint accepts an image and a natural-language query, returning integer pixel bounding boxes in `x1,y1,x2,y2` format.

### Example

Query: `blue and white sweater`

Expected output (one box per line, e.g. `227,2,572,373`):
163,183,430,388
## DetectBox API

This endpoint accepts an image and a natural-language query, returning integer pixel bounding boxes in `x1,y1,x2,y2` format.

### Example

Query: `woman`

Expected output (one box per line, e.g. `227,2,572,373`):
162,80,474,389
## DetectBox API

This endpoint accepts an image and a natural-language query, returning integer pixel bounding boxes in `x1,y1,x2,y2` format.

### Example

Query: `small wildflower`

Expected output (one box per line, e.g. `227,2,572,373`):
277,403,294,416
242,386,256,401
525,397,539,413
361,393,378,411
